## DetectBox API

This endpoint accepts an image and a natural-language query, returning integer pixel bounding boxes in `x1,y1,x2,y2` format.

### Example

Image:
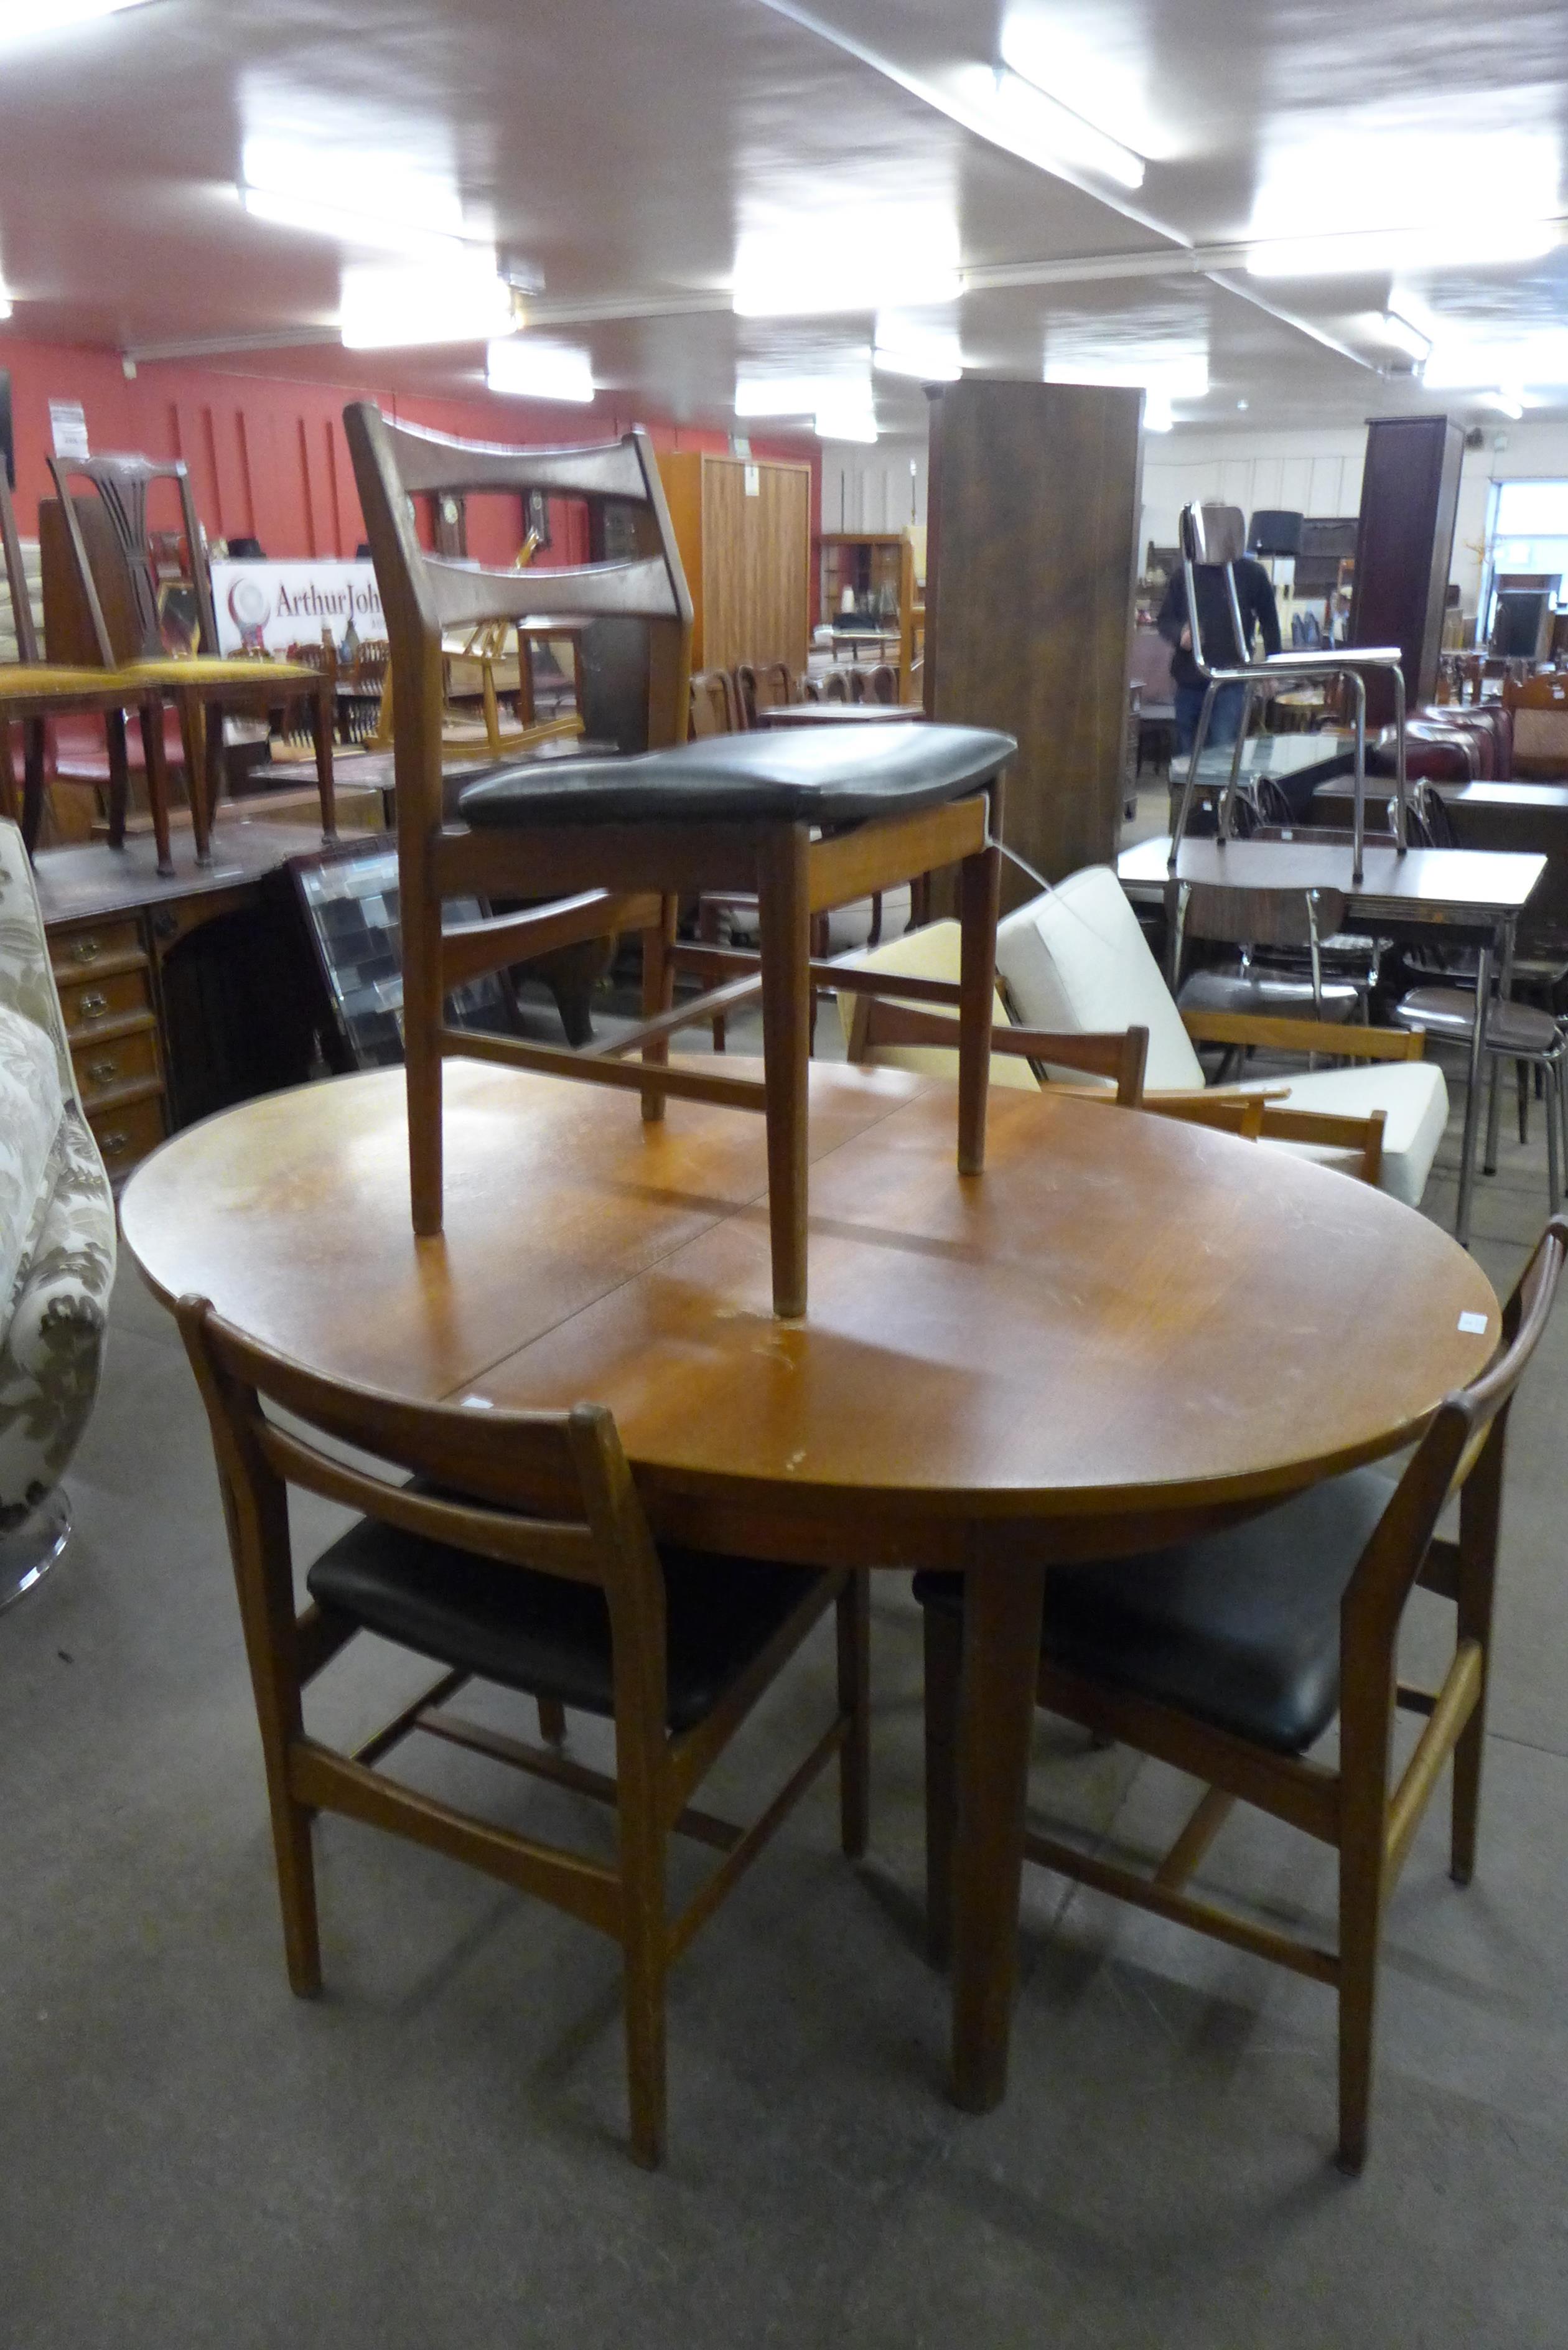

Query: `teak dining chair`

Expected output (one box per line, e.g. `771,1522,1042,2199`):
0,470,179,871
918,1216,1567,2174
177,1294,870,2171
346,398,1014,1320
45,451,335,863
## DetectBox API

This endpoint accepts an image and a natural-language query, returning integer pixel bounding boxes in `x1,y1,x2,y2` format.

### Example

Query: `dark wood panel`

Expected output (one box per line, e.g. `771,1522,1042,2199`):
1348,415,1463,728
924,380,1144,909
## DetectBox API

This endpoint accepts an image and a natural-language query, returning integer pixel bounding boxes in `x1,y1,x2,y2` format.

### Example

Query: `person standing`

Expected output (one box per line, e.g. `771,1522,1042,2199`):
1157,546,1281,754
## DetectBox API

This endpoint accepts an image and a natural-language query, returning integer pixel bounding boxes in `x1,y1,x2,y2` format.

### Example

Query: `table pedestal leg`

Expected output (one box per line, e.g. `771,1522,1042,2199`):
950,1554,1047,2112
1455,939,1493,1251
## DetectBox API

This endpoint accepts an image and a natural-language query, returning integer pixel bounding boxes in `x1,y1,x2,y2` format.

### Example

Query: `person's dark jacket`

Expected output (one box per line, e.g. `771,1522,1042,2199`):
1157,559,1281,690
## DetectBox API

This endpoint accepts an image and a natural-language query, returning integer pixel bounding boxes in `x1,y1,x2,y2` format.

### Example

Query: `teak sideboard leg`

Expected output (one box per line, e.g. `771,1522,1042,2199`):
956,815,1001,1178
757,822,812,1319
949,1554,1046,2113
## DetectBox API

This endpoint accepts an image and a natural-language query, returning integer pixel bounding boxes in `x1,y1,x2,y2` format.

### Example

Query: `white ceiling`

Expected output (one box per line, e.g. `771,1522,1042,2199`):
1,0,1566,435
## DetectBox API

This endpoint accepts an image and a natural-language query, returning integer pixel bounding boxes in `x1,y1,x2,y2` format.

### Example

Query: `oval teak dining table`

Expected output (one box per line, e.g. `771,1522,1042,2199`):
121,1057,1498,2115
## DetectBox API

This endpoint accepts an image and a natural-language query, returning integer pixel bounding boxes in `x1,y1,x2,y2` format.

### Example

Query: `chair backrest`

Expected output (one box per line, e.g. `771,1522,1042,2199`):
343,403,694,800
995,868,1208,1091
177,1294,667,1641
1179,501,1250,678
0,468,40,666
836,919,1039,1091
1503,672,1568,774
689,669,737,737
1183,881,1346,952
823,669,849,701
47,451,219,665
867,663,897,705
731,663,759,729
1343,1217,1566,1648
849,986,1149,1105
756,659,793,711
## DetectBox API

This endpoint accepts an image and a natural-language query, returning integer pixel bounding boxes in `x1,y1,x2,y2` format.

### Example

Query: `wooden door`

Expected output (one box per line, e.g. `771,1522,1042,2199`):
700,457,810,676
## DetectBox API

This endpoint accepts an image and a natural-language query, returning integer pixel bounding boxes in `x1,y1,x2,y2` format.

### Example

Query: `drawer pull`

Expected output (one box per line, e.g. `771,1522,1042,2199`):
98,1131,129,1156
77,991,108,1018
70,937,103,963
85,1057,119,1085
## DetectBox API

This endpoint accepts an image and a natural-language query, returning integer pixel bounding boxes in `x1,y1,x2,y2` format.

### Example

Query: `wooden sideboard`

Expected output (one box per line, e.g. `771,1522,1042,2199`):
35,819,332,1182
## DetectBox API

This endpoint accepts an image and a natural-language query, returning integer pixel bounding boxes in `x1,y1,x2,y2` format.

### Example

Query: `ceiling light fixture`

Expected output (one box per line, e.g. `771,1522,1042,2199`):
241,184,469,260
1480,390,1526,419
339,260,519,350
873,315,963,381
731,220,960,317
815,405,878,444
485,339,594,403
1379,309,1433,365
989,61,1146,191
1247,219,1558,276
1143,393,1175,433
0,0,157,42
735,370,870,416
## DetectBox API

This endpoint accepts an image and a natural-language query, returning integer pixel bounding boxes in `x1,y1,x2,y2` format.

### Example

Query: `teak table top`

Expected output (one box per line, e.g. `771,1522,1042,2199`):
121,1057,1495,1560
121,1057,1496,2119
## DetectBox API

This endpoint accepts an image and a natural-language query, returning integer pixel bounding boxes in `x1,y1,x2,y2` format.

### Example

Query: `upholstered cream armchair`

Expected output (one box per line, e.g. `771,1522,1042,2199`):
0,821,116,1607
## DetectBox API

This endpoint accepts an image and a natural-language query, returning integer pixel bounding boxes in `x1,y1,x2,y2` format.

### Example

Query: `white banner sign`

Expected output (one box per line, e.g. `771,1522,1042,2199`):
210,559,386,655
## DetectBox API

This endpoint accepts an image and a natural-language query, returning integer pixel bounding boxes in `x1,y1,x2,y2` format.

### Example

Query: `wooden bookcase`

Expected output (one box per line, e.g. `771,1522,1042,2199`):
657,451,811,676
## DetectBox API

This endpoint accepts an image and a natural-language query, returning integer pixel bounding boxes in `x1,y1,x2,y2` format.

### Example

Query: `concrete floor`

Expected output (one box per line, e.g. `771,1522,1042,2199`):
5,965,1568,2345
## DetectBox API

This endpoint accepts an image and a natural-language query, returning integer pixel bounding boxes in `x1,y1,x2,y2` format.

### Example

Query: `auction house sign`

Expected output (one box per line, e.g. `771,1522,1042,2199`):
209,559,386,655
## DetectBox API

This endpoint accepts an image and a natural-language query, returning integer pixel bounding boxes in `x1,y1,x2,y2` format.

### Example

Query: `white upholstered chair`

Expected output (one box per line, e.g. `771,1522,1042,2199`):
994,866,1449,1209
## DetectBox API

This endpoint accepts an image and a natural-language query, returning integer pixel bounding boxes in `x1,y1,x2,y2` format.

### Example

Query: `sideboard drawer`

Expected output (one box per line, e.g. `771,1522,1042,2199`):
58,962,154,1034
73,1022,162,1105
86,1090,168,1182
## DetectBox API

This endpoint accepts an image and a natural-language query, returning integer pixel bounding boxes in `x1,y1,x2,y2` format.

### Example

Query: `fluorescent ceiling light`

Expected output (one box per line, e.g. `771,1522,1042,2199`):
1248,218,1558,276
816,408,877,444
1045,350,1209,402
1143,393,1175,433
339,259,518,349
1422,327,1568,391
0,0,156,42
486,339,594,403
1480,390,1526,419
735,370,870,416
1379,309,1432,365
732,216,960,317
874,314,962,380
989,60,1146,190
241,184,470,260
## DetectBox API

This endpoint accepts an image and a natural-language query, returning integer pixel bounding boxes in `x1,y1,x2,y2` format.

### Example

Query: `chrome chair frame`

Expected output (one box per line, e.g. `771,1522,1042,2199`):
1169,503,1410,884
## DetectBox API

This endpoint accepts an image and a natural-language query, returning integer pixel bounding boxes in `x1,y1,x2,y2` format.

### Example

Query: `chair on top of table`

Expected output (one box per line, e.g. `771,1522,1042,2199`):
346,397,1014,1320
992,865,1449,1208
177,1293,870,2170
45,451,335,864
1170,502,1409,881
917,1215,1567,2174
0,469,179,871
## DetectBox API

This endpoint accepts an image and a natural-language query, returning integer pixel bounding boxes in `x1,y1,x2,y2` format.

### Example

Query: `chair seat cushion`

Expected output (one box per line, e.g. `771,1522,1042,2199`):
913,1465,1395,1756
1178,969,1360,1023
834,917,1038,1090
306,1510,825,1734
459,723,1015,828
1230,1059,1450,1208
1394,986,1561,1054
122,657,319,687
0,665,151,700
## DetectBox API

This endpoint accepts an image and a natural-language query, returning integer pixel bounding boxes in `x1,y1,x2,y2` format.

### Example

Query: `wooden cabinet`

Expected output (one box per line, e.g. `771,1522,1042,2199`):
49,915,169,1182
657,452,811,676
819,532,905,627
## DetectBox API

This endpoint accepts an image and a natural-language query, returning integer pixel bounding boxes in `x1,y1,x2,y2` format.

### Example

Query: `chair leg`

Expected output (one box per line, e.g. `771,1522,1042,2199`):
104,706,131,850
0,718,17,833
955,823,1001,1177
21,717,47,854
270,1776,323,1998
1546,1062,1562,1212
201,696,226,859
866,891,884,949
618,1802,668,2168
403,890,446,1236
137,701,175,877
836,1570,870,1860
174,693,210,864
698,900,727,1051
640,895,678,1123
311,678,338,841
1517,1059,1529,1147
1336,1825,1384,2175
922,1601,963,1968
756,823,813,1319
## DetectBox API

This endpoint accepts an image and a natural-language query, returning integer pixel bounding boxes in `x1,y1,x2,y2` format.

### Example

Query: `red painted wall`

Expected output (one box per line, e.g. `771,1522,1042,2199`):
0,332,821,578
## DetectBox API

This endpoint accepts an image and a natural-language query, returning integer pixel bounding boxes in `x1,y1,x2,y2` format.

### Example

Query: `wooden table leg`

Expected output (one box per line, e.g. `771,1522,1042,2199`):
757,822,812,1319
950,1553,1046,2112
956,795,1001,1177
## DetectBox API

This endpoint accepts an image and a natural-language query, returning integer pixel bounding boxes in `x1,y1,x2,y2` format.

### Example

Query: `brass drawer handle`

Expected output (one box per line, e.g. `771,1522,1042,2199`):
98,1131,129,1156
70,937,103,963
77,991,108,1018
85,1057,119,1084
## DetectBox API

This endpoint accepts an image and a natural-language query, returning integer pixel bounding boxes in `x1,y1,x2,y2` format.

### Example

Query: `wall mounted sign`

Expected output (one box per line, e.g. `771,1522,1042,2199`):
49,399,89,459
210,558,386,653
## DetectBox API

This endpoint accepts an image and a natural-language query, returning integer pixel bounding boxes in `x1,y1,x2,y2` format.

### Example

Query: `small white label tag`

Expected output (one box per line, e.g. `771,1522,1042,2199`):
1457,1312,1488,1335
461,1393,495,1409
744,463,760,497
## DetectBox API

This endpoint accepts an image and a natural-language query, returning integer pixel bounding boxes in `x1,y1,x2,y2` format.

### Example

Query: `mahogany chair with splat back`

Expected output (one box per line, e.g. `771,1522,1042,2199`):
347,399,1013,1321
45,451,335,863
0,469,179,872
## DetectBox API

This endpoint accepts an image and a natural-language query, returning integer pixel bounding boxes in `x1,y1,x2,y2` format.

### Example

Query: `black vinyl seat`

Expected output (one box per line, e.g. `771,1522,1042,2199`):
309,1507,821,1734
913,1466,1396,1754
458,722,1017,830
